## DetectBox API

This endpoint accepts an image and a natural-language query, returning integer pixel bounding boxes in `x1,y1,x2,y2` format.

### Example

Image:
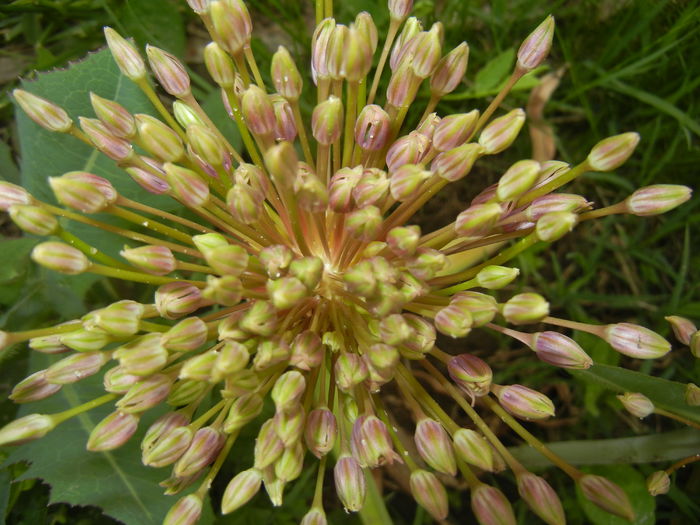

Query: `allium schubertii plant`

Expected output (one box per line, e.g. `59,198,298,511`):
2,0,698,523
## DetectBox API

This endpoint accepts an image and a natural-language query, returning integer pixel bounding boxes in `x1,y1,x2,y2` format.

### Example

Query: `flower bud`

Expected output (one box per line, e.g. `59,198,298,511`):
355,12,378,54
187,124,226,166
471,484,516,525
265,141,298,189
334,454,366,512
242,85,276,136
578,474,635,521
9,204,58,236
164,494,202,525
343,25,373,82
603,322,671,359
435,303,473,338
87,410,139,451
290,330,323,371
388,0,413,21
411,25,443,79
478,108,526,154
301,507,326,525
497,160,541,201
10,371,61,404
116,374,172,413
271,46,303,101
476,265,520,290
431,42,469,97
685,383,700,406
587,132,640,172
452,428,494,471
525,193,591,221
167,379,208,407
142,411,190,452
355,104,391,151
401,314,436,356
517,472,565,525
114,333,168,376
289,257,324,290
91,300,144,338
453,292,498,327
531,331,593,369
226,183,263,224
212,340,249,379
410,469,448,520
646,470,670,496
502,292,549,325
273,405,305,447
387,131,430,172
271,95,297,142
448,354,492,397
517,15,555,71
311,18,336,83
104,27,146,80
386,62,419,107
0,181,32,211
60,328,112,353
454,203,502,237
89,92,135,138
665,315,696,346
163,162,209,207
432,111,478,152
335,353,369,392
136,114,184,162
146,45,190,98
155,282,204,320
49,173,111,214
125,165,171,195
325,24,347,81
267,276,308,310
259,244,293,278
624,184,692,216
162,317,208,352
252,337,290,370
351,415,402,468
312,96,343,145
45,351,110,384
274,441,304,482
0,414,56,447
345,205,382,241
179,349,217,381
223,392,264,432
328,166,361,212
492,384,555,420
203,42,235,88
13,89,72,133
415,418,456,475
120,245,176,275
617,392,654,418
304,407,337,458
254,419,285,469
173,101,205,129
174,426,224,477
536,211,578,242
210,0,252,56
389,164,431,201
271,370,306,413
221,468,263,514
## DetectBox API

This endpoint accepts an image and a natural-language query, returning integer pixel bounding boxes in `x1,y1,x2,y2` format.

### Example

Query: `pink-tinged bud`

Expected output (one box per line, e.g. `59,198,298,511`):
390,16,422,70
448,354,492,397
212,340,249,380
343,25,373,83
624,184,692,216
267,276,308,310
435,303,473,338
227,183,263,224
271,95,297,142
273,406,305,447
304,407,337,458
92,300,144,338
502,293,549,325
210,0,252,56
136,114,184,162
290,330,323,371
432,143,485,182
164,162,209,207
329,166,361,212
389,164,431,201
87,410,139,451
646,471,670,496
334,454,366,512
497,160,540,202
192,232,228,257
311,18,336,83
156,282,203,320
104,365,140,394
173,426,224,477
146,45,190,98
271,46,302,101
0,414,56,447
378,315,413,347
431,41,469,96
114,333,168,376
44,352,110,385
536,211,578,242
242,85,276,136
223,392,264,432
301,507,326,525
493,384,555,420
476,266,520,290
254,419,285,469
366,344,400,384
203,274,243,306
686,383,700,406
409,469,448,521
345,205,382,241
173,101,205,129
116,374,172,413
335,353,369,392
167,379,209,407
187,124,226,166
432,111,478,152
295,165,329,212
691,332,700,358
125,164,170,195
453,292,498,327
271,370,306,413
525,193,591,221
343,260,376,297
89,92,135,138
60,328,111,353
665,315,696,345
400,314,436,357
0,181,32,211
49,171,115,213
355,104,391,151
517,15,555,72
351,415,403,468
355,12,378,54
222,468,263,514
454,203,502,237
325,24,347,81
83,118,127,157
471,484,516,525
587,132,640,172
13,89,72,133
162,317,208,352
186,0,209,13
142,411,190,452
389,0,413,21
104,27,146,80
10,371,61,404
387,62,419,107
241,301,279,338
416,112,440,141
203,42,235,88
617,392,654,418
31,241,90,275
265,141,298,189
385,225,420,257
414,418,456,475
579,474,635,521
179,349,217,381
120,245,176,275
478,108,526,154
405,247,446,281
453,428,494,471
289,256,323,291
531,331,593,369
164,494,202,525
603,322,671,359
517,472,565,525
9,204,58,236
274,441,304,482
410,25,443,78
387,131,430,172
312,96,343,145
259,244,293,278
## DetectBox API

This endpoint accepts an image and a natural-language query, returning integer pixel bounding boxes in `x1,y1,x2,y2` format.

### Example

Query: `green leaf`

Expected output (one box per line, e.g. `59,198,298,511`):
571,364,700,425
576,465,655,525
474,48,516,93
119,0,186,57
0,141,19,183
5,353,174,525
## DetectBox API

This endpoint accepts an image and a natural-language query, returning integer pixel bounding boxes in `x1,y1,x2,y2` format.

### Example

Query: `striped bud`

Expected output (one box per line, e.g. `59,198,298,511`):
517,15,555,71
45,351,110,384
387,132,430,172
312,96,343,145
345,205,382,241
155,282,203,320
114,333,168,376
271,95,297,142
49,172,115,213
167,379,208,407
222,468,263,514
587,132,640,172
254,419,284,469
179,350,217,381
90,93,135,138
388,0,413,21
259,244,293,278
223,392,264,432
525,193,591,221
87,411,139,451
146,45,190,98
204,42,235,88
433,111,479,152
271,46,303,101
386,225,420,257
136,114,184,162
351,415,402,468
536,211,578,242
435,303,473,338
497,160,540,201
103,365,140,394
290,330,323,371
311,18,336,83
305,407,337,458
104,27,146,80
10,371,61,404
414,418,456,475
267,276,308,310
187,124,226,166
9,204,58,236
164,494,202,525
242,85,276,136
411,25,443,78
162,317,208,352
493,384,555,420
603,322,671,359
92,300,144,337
646,471,670,496
289,257,324,290
13,89,72,133
617,392,654,418
502,292,549,325
478,108,526,154
476,266,520,290
410,470,448,521
174,426,224,477
665,315,696,346
116,373,172,413
271,370,306,413
210,0,252,56
82,117,133,160
202,243,249,276
531,331,593,369
0,181,32,211
624,184,692,216
0,414,56,447
685,383,700,406
453,292,499,327
343,24,373,82
121,245,176,275
448,354,492,397
431,42,469,97
452,428,494,471
471,484,516,525
274,441,304,482
227,183,262,224
273,406,305,447
335,353,369,392
389,164,431,201
454,203,502,237
301,507,327,525
355,104,391,151
578,474,635,521
252,337,289,370
164,163,209,207
125,165,170,195
334,454,366,512
60,328,111,353
517,472,565,525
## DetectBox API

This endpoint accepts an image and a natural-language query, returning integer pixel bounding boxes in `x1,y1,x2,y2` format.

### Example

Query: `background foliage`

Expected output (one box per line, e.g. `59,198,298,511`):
0,0,698,523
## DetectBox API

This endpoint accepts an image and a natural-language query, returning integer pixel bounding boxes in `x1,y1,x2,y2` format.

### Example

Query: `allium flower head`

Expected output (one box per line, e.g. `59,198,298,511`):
1,1,696,524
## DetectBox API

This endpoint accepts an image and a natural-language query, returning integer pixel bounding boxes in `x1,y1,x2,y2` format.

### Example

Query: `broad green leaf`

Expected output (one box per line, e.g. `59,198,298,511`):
0,141,19,183
474,48,516,93
571,364,700,425
0,238,38,289
119,0,186,57
576,465,655,525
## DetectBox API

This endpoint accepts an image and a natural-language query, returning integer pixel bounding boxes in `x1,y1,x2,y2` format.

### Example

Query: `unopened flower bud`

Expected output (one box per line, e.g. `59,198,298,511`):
388,0,413,21
587,132,640,172
222,468,263,514
49,172,114,214
274,440,304,481
431,42,469,96
289,330,323,371
10,371,61,404
114,333,168,376
252,337,289,370
0,181,32,211
432,111,479,152
389,164,431,201
454,203,502,236
167,379,208,407
355,12,378,54
156,282,203,320
411,25,443,78
162,317,208,352
289,257,324,290
303,407,337,458
271,95,297,142
493,384,555,420
0,414,56,447
502,292,549,325
603,322,671,359
646,471,670,496
259,244,293,278
497,160,541,201
117,374,172,413
665,315,696,346
210,0,252,56
453,292,498,327
87,410,139,451
311,18,336,83
146,45,190,98
517,15,555,71
343,25,373,82
387,132,430,172
351,415,402,468
685,383,700,406
525,193,591,221
617,392,654,418
453,428,494,471
223,392,264,432
335,353,369,392
173,426,224,477
471,484,516,525
242,85,276,136
179,349,217,381
301,507,326,525
187,124,226,166
517,472,565,525
32,241,90,275
136,114,184,162
163,162,209,207
267,276,308,310
271,46,303,101
415,418,456,475
164,494,202,525
345,205,382,241
13,89,72,133
578,474,635,521
120,245,176,275
385,225,420,257
203,42,235,88
125,165,170,195
536,211,578,242
89,92,135,138
624,184,692,216
531,331,593,369
401,314,436,356
355,104,391,151
476,265,520,290
435,303,473,338
60,328,112,352
104,27,146,80
312,96,343,145
410,469,448,520
265,141,298,189
227,183,263,224
386,62,419,107
478,108,526,154
271,370,306,413
254,419,284,469
334,454,366,512
9,204,58,236
448,354,492,397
